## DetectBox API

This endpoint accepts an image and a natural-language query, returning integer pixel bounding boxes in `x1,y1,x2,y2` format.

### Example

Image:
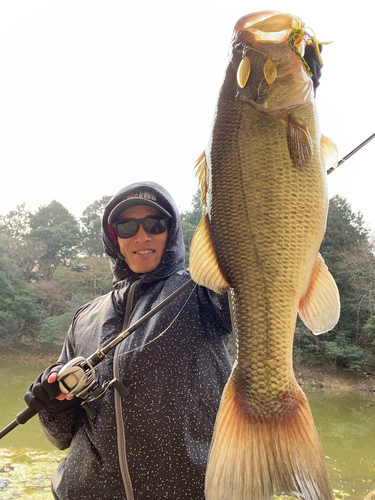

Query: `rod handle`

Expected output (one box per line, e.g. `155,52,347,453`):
16,406,39,424
0,407,38,440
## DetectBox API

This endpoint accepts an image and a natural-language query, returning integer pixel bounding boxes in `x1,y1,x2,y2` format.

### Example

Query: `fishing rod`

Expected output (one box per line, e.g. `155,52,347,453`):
0,278,195,440
327,132,375,175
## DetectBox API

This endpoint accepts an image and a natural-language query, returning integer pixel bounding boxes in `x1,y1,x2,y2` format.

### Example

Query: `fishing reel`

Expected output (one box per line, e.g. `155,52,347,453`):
57,357,129,413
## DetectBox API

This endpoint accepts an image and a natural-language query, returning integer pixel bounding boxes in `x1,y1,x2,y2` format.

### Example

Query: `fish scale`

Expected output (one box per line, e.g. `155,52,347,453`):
190,10,340,500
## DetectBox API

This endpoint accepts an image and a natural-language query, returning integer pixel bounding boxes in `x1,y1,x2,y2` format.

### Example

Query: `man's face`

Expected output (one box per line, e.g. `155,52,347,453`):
116,204,169,274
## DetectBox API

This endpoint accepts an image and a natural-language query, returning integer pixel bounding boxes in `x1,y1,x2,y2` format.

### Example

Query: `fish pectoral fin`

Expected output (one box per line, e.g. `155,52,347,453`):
299,253,340,335
191,152,228,293
288,113,313,167
320,134,338,171
194,151,208,206
189,213,230,294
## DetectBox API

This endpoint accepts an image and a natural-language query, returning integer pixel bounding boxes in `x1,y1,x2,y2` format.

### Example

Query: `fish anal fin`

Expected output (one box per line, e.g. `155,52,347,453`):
321,134,338,171
288,113,313,167
194,151,208,206
299,253,340,335
189,213,229,294
205,375,334,500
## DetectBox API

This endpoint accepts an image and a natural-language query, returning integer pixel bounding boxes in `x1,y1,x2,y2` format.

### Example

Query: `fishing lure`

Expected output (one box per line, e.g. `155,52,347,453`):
237,45,251,88
287,17,327,77
263,58,278,85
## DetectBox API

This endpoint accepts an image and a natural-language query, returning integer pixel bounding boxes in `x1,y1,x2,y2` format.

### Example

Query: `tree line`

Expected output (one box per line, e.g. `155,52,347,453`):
0,193,374,371
0,196,113,344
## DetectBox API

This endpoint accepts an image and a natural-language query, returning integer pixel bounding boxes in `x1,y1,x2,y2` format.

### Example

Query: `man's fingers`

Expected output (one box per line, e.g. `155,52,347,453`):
47,371,74,400
56,393,74,401
47,371,58,384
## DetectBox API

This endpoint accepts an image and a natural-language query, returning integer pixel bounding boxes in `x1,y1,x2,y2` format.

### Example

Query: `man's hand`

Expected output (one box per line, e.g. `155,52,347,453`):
47,370,74,401
25,364,79,413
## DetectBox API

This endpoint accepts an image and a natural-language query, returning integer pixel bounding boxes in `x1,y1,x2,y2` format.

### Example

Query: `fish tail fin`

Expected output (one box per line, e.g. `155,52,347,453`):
205,375,333,500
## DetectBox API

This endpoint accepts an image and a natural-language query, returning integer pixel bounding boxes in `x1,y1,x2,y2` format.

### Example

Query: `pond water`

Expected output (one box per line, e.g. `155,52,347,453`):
0,360,374,499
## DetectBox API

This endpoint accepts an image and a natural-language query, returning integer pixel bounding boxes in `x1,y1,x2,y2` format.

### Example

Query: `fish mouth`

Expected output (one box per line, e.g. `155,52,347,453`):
234,10,280,32
233,11,301,44
230,10,316,111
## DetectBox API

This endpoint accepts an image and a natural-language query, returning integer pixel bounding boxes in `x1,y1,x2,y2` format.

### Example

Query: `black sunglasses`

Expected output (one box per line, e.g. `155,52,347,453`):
111,215,169,239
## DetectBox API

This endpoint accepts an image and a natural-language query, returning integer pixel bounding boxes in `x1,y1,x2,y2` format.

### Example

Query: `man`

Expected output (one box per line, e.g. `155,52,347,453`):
25,181,232,499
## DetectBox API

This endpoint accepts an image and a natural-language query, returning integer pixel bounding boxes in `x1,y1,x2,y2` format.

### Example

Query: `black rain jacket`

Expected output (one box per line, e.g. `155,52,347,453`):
39,181,232,500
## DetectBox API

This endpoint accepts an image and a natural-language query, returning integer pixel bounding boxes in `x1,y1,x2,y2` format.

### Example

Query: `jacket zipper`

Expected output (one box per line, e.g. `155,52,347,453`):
114,279,140,500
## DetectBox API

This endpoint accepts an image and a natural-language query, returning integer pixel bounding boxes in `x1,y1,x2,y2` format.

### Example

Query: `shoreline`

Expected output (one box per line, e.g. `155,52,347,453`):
2,342,375,394
295,363,375,394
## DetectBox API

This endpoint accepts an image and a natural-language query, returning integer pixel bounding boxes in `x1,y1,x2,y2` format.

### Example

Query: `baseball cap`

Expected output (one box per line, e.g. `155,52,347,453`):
108,190,172,224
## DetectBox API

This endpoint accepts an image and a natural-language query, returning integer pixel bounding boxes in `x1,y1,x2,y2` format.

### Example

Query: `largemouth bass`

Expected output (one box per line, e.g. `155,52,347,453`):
189,10,340,500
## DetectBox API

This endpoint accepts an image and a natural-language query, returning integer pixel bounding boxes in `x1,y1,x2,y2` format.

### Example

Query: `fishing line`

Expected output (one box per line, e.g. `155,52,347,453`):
234,43,267,58
91,283,197,372
256,77,266,100
114,283,197,359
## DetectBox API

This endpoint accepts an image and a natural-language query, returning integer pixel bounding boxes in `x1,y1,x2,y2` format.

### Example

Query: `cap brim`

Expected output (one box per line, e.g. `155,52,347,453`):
108,198,172,224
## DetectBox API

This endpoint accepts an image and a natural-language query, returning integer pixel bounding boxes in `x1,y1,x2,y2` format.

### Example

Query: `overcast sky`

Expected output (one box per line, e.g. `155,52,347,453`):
1,1,374,232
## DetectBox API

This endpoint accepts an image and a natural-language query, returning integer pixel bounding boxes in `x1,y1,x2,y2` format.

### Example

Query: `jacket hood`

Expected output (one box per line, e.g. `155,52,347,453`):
102,182,185,286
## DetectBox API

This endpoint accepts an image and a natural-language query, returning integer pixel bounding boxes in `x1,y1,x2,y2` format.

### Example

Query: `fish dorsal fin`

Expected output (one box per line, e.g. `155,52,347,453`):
288,113,313,167
194,151,208,206
299,253,340,335
189,212,230,294
320,134,338,171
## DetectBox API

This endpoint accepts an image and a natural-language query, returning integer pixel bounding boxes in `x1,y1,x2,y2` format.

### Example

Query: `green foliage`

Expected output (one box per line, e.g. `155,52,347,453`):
320,195,375,344
0,312,20,342
0,203,31,239
181,220,197,265
80,195,112,257
37,312,74,343
180,189,202,264
293,322,323,366
53,257,113,299
321,195,369,259
293,324,366,371
363,316,375,344
29,200,81,270
0,234,43,341
181,189,202,227
0,198,113,344
0,271,42,341
320,332,366,371
37,292,105,344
